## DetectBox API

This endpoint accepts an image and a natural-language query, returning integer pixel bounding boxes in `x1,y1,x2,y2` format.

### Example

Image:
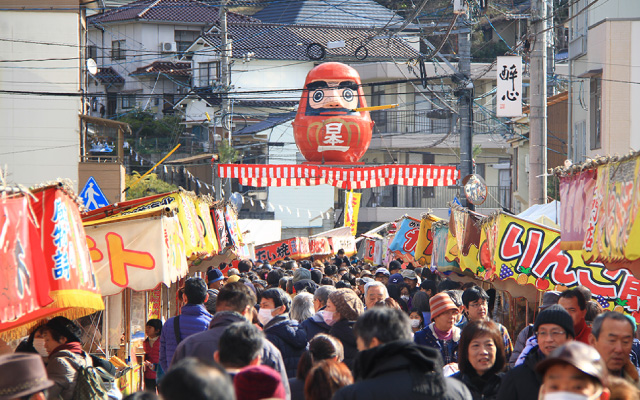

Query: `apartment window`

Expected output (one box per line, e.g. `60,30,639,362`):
112,40,126,60
121,94,136,109
87,45,97,61
175,30,200,53
590,77,601,150
198,62,220,87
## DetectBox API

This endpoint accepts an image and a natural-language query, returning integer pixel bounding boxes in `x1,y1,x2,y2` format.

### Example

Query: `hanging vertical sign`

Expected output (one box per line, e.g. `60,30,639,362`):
496,56,523,117
344,190,361,236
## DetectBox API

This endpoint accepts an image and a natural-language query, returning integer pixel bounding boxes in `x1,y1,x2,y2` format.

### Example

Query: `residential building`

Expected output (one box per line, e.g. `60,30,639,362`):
0,0,97,191
509,91,569,214
567,0,640,162
86,0,258,119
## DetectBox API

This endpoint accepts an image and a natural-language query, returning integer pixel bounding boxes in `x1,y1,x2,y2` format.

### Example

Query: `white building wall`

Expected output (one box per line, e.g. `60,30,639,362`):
0,11,82,189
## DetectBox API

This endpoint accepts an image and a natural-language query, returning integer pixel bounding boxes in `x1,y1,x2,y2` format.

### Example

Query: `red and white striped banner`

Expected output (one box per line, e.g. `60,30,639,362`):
218,164,458,189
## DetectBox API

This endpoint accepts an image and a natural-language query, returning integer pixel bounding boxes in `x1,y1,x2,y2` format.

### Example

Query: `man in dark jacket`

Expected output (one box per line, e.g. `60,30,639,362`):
496,305,575,400
333,307,472,400
159,277,212,372
170,282,290,398
259,288,308,378
300,285,335,339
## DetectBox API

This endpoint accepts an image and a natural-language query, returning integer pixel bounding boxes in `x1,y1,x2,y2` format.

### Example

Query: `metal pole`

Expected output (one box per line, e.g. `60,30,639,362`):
219,0,231,201
458,22,474,211
529,0,548,206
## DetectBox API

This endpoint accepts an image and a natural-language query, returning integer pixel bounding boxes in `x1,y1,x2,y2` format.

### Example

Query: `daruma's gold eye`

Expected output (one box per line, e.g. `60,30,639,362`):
312,90,324,102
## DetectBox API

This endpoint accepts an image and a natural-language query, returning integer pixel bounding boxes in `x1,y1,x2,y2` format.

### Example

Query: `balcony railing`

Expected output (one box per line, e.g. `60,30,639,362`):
336,185,511,210
370,110,451,135
369,109,512,137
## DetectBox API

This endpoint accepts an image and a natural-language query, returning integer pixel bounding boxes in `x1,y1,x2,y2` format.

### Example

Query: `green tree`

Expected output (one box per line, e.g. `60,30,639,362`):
125,171,178,200
218,140,239,163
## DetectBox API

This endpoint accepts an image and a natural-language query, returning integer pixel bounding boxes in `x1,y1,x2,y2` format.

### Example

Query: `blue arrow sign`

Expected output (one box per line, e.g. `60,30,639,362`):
79,176,110,211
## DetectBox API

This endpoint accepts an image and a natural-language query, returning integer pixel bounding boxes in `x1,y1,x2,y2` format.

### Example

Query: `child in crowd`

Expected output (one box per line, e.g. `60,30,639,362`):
143,319,163,392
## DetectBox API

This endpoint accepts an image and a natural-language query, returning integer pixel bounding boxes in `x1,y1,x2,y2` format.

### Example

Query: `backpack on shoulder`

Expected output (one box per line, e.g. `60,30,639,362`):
70,354,111,400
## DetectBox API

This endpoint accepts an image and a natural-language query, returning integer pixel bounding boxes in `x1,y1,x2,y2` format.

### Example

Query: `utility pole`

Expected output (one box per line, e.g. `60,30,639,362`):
529,0,548,206
218,0,231,201
458,15,474,211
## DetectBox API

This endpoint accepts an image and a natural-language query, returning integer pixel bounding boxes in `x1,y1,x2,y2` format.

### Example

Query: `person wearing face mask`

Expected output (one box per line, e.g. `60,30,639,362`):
460,286,513,361
258,288,308,379
16,326,48,360
408,309,424,333
496,305,575,400
452,321,506,400
171,282,291,398
325,289,365,369
414,292,462,366
536,341,610,400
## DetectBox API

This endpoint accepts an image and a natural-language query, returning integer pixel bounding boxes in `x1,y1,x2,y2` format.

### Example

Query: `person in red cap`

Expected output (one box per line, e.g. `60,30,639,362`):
414,292,462,366
234,365,286,400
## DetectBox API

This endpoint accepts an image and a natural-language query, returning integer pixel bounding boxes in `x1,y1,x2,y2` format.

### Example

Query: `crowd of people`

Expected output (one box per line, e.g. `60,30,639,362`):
2,253,640,400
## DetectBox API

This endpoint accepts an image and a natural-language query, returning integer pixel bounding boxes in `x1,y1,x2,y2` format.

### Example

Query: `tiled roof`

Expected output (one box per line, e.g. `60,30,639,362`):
252,0,405,29
234,112,296,135
131,61,192,77
94,67,125,84
195,92,297,109
89,0,259,25
201,23,419,62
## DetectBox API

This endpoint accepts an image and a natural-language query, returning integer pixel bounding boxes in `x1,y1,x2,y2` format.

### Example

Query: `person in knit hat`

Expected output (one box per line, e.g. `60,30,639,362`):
293,268,312,284
413,292,462,367
496,304,575,400
325,289,365,369
234,365,286,400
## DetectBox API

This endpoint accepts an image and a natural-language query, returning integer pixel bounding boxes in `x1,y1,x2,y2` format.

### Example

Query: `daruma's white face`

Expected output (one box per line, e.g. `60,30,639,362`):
307,79,359,114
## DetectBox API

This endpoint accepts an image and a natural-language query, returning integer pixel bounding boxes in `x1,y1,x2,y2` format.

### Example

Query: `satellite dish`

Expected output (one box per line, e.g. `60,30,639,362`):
86,58,98,75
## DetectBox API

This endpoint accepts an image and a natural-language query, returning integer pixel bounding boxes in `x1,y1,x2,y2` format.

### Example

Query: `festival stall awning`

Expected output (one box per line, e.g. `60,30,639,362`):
447,209,640,319
1,183,104,340
84,212,189,296
218,164,459,190
555,152,640,275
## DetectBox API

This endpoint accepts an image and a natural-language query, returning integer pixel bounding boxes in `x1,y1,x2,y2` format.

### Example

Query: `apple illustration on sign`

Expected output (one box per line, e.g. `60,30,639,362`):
292,62,374,163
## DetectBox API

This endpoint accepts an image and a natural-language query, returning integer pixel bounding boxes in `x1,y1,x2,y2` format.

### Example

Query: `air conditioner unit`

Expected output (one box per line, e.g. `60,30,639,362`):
161,42,177,53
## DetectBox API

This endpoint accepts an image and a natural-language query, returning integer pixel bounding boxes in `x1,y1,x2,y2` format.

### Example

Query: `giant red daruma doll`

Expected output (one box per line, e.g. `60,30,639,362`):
293,62,374,163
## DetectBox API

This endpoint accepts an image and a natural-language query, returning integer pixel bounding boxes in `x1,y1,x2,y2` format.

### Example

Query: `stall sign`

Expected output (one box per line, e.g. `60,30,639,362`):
491,214,640,314
431,224,459,272
0,197,52,324
582,156,640,263
415,215,442,266
212,208,231,250
225,205,244,250
388,217,421,256
255,237,311,263
310,237,331,256
195,199,218,258
363,237,383,265
329,235,357,257
86,215,188,296
559,169,597,250
344,191,361,236
446,209,481,272
33,187,103,305
147,285,162,319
